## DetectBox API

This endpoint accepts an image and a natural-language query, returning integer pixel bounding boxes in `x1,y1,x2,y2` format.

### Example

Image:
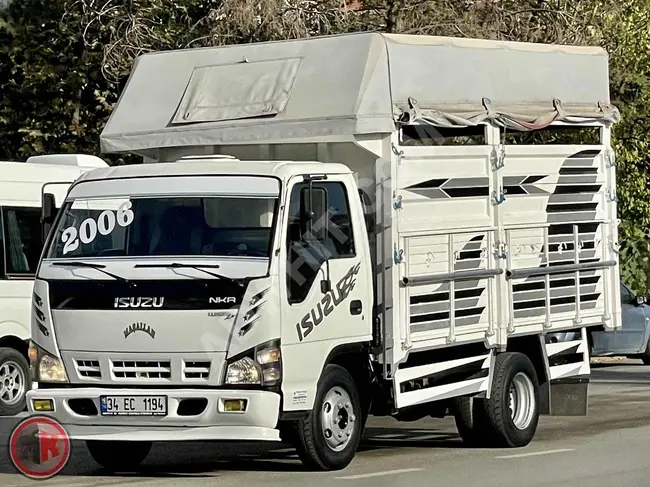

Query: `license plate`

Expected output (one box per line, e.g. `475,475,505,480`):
100,395,168,416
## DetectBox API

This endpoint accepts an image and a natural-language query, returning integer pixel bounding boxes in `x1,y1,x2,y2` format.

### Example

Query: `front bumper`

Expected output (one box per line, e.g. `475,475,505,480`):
26,387,281,442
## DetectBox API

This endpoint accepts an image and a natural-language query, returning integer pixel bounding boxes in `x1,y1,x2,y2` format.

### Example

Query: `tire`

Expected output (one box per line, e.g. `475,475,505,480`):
86,440,152,472
479,352,540,448
278,421,299,443
452,396,491,447
641,336,650,365
0,347,29,416
293,364,363,470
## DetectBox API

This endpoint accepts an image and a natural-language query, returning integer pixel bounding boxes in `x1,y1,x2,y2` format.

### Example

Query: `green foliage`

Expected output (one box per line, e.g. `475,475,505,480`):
600,1,650,292
1,0,650,287
0,0,117,160
618,221,650,292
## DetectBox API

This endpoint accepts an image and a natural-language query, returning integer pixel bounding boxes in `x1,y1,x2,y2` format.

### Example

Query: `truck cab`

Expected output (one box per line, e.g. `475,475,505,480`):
28,158,375,466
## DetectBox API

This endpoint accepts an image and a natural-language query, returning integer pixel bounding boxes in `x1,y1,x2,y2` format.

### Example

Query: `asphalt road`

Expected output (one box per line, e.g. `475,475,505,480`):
1,360,650,486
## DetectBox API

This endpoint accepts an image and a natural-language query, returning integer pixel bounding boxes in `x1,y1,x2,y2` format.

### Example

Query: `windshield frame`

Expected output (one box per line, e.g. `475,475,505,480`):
38,175,284,278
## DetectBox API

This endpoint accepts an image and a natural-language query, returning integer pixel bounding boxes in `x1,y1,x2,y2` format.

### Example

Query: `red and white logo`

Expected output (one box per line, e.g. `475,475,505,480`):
9,416,71,480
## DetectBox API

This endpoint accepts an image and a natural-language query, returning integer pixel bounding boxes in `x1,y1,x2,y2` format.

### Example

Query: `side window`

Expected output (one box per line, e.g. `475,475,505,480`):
2,207,42,276
286,181,355,303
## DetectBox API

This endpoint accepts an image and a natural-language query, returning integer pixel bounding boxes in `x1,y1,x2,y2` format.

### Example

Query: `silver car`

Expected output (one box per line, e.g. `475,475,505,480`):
547,282,650,364
591,282,650,363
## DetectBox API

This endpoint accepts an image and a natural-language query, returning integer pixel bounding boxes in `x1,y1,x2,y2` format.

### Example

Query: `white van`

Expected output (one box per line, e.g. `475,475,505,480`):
0,154,107,415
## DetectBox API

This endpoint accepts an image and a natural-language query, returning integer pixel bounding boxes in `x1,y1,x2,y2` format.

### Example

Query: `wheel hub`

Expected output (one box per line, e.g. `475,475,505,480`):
508,372,535,430
0,361,26,406
321,386,356,452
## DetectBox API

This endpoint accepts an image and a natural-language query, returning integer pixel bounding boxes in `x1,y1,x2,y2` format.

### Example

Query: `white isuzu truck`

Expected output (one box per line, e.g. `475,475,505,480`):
27,33,621,471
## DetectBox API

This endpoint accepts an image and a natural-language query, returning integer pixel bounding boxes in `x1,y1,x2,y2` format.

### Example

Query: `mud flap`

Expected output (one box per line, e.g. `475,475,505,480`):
549,377,589,416
541,327,591,416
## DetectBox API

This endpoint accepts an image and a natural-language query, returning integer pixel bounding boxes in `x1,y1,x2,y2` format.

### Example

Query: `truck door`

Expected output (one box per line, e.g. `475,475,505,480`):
614,282,649,353
281,175,373,347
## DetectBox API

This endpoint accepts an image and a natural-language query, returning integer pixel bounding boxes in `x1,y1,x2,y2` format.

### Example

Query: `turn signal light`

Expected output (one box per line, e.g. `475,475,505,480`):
28,345,38,362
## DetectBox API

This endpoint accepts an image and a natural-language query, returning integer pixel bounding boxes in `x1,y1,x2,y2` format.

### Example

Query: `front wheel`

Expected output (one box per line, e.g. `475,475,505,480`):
641,336,650,365
293,364,363,470
0,347,29,416
86,440,152,472
480,352,540,448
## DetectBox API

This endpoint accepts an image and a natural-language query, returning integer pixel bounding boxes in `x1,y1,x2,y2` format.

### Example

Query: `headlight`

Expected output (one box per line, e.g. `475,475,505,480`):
29,341,68,383
225,339,281,387
225,357,261,385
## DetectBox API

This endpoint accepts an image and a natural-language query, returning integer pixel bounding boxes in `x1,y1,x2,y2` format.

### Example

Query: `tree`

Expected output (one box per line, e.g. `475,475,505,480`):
0,0,117,160
599,1,650,291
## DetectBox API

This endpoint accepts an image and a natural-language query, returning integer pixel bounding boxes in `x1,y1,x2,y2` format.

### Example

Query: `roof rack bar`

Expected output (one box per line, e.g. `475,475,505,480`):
25,154,108,168
176,154,239,161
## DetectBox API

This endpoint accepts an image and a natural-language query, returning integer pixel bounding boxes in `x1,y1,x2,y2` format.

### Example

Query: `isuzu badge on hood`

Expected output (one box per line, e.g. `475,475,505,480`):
114,297,164,308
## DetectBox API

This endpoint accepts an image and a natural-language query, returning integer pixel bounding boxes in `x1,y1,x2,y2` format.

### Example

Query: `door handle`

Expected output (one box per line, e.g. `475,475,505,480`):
350,300,362,315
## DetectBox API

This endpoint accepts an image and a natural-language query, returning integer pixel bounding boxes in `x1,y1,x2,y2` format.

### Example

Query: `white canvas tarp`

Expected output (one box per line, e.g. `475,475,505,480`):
100,32,619,154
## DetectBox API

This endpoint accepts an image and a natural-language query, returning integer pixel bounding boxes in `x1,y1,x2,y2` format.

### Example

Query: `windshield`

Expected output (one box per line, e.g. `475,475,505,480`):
45,196,278,259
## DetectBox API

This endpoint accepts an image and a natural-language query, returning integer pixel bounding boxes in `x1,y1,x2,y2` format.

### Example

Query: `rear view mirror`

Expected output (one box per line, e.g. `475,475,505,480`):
636,295,647,306
358,189,375,231
41,192,56,243
300,186,328,242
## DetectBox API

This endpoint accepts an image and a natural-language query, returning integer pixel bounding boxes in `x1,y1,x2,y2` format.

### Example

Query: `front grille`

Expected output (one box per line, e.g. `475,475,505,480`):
183,360,211,380
111,360,171,380
70,356,217,383
76,360,101,379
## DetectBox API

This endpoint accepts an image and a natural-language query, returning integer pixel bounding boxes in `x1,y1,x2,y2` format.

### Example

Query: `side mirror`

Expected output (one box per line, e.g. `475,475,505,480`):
41,192,56,243
636,295,647,306
358,189,375,231
300,186,328,242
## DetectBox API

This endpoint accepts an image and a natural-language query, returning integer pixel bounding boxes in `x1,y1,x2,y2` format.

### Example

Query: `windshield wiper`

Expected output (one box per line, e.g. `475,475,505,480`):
50,261,128,282
133,263,242,286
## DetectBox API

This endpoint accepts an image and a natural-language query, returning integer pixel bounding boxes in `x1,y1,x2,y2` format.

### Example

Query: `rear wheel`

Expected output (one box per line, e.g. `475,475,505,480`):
452,396,490,446
0,348,29,416
293,364,363,470
86,440,152,472
480,352,540,448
